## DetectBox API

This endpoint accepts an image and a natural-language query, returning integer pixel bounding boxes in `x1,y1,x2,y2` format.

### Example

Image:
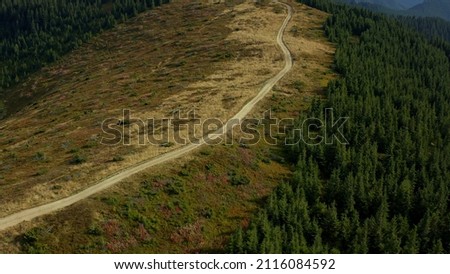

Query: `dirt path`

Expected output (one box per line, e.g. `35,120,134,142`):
0,1,293,231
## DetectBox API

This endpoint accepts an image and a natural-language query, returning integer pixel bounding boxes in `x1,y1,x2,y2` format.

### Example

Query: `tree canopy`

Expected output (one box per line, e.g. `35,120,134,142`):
0,0,165,92
229,0,450,254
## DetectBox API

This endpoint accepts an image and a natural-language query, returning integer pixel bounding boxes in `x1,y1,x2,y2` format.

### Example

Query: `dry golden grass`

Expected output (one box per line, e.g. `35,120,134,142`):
0,0,287,217
255,0,337,120
0,0,336,253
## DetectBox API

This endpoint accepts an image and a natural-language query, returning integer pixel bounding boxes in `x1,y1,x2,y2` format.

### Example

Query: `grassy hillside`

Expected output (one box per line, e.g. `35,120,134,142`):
0,0,244,216
0,0,337,253
0,0,171,95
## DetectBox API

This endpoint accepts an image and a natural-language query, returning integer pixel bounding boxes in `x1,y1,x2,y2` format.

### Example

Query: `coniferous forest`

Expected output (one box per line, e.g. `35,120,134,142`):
229,0,450,253
399,16,450,43
0,0,168,92
1,0,450,255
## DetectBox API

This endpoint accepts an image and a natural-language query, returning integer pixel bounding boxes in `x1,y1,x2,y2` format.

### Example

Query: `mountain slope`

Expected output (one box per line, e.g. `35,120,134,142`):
397,0,425,9
230,0,450,255
408,0,450,21
400,16,450,42
336,0,423,10
335,0,450,21
0,0,295,232
0,0,337,253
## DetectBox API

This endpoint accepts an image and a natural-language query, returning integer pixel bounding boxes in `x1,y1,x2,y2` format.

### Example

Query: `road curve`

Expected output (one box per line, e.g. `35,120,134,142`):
0,1,293,231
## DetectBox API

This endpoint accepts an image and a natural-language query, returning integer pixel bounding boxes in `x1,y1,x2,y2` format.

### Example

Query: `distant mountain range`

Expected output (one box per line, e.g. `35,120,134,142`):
335,0,450,21
342,0,423,10
409,0,450,20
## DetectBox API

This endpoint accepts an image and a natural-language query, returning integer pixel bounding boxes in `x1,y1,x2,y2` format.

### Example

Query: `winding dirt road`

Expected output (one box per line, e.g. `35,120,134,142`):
0,1,293,231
